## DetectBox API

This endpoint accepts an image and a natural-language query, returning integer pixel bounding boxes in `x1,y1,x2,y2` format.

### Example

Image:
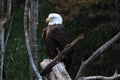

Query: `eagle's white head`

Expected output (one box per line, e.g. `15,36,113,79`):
46,13,63,25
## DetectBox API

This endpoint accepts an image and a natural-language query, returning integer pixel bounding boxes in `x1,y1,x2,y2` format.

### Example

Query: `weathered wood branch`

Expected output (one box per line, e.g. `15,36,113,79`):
1,0,11,27
75,32,120,80
0,18,5,80
84,72,120,80
0,0,11,79
5,14,14,49
24,0,42,80
41,34,84,76
41,59,72,80
29,0,39,79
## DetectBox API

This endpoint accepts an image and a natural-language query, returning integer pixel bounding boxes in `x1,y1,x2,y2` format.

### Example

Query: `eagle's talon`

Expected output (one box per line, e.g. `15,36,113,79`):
65,44,71,48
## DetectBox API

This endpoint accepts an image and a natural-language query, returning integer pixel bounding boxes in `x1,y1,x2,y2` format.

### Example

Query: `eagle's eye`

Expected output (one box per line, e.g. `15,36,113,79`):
51,17,55,19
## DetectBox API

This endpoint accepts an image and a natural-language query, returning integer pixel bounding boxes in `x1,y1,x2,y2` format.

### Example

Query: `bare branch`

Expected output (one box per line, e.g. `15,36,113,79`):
1,19,7,27
1,0,11,27
4,14,14,63
29,0,39,79
75,32,120,80
5,14,14,49
24,0,42,80
83,72,120,80
41,59,72,80
0,19,5,80
56,48,60,53
0,0,12,79
7,0,12,17
41,34,84,76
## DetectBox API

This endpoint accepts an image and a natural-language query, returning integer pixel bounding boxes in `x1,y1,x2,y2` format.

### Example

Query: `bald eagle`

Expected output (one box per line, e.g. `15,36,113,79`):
42,13,80,79
42,13,73,67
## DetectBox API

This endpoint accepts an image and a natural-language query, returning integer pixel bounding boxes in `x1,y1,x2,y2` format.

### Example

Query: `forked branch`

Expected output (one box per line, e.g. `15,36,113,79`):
24,0,42,80
75,32,120,80
1,0,11,27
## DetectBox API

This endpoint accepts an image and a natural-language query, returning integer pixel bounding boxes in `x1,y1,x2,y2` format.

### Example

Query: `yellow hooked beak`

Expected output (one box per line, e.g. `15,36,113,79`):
46,18,52,23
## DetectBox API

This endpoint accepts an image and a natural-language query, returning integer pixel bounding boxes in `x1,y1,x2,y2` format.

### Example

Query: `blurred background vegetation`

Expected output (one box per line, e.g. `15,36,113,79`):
3,0,120,80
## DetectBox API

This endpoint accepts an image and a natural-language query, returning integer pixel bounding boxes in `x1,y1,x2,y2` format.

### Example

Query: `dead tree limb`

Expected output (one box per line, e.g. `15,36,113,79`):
0,0,11,79
41,59,72,80
75,32,120,80
5,14,14,63
84,71,120,80
41,34,84,76
0,19,5,80
24,0,42,80
5,14,14,49
28,0,39,79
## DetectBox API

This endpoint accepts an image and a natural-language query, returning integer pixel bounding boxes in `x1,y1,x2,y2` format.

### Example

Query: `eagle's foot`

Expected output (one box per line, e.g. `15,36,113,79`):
65,44,71,48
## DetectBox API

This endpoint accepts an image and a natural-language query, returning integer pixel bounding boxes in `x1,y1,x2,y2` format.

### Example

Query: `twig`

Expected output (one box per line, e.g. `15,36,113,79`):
24,0,42,80
7,0,11,17
40,34,84,76
10,53,14,62
5,14,14,49
74,32,120,80
56,48,60,53
6,14,14,62
83,72,120,80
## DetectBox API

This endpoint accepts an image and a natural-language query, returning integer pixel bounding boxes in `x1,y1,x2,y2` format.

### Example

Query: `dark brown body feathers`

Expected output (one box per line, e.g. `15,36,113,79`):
42,24,72,58
42,24,79,79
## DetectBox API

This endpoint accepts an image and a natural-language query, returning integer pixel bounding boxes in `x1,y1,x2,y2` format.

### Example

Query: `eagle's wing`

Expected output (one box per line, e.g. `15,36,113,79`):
42,25,73,60
53,25,73,67
42,27,47,50
53,25,72,51
42,26,58,58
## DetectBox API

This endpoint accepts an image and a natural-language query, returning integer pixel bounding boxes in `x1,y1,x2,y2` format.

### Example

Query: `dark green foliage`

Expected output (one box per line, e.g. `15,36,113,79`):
4,5,30,80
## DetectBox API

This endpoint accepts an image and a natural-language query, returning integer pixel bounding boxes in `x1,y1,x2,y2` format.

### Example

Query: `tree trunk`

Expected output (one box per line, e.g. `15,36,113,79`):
29,0,39,80
0,0,4,79
0,19,4,80
24,0,42,79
